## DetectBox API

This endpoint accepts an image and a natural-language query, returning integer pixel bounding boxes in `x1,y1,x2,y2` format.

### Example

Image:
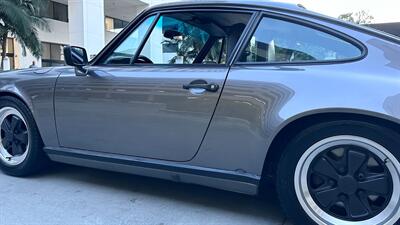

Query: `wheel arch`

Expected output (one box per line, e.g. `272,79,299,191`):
259,110,400,192
0,91,33,112
0,91,43,141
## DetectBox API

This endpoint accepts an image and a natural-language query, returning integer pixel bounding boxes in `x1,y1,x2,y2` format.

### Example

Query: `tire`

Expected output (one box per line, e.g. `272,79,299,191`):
0,96,49,176
277,120,400,225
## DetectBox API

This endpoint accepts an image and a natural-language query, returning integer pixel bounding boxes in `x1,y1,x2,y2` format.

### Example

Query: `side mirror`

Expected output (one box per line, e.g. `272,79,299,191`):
64,46,88,66
64,46,88,75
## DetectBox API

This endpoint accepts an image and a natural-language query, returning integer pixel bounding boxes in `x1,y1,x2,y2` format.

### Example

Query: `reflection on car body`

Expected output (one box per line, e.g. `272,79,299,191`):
1,1,400,225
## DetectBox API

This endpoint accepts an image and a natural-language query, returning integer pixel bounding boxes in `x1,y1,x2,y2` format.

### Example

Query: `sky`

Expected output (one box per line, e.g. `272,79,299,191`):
280,0,399,23
145,0,400,23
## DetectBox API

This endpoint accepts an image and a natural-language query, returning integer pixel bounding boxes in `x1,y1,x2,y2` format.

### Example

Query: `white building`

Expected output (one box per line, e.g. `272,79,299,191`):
2,0,164,70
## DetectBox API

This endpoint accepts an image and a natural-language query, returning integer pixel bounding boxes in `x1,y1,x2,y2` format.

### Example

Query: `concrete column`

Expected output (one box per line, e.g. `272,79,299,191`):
68,0,105,58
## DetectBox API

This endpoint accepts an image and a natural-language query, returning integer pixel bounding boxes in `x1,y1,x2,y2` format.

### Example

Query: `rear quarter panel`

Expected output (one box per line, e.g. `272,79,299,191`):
190,14,400,178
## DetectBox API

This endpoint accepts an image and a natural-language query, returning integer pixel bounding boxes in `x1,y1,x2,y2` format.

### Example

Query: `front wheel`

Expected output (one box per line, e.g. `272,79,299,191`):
277,121,400,225
0,96,49,176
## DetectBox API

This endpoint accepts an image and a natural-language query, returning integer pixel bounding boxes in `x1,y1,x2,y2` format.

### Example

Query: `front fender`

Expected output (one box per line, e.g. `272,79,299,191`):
0,67,63,147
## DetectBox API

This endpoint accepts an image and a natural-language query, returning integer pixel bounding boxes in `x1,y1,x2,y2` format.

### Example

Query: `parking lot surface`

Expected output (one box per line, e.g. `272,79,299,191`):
0,164,292,225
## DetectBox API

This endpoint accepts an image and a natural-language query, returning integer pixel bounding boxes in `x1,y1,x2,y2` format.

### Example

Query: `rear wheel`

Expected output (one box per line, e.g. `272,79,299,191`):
277,121,400,225
0,96,48,176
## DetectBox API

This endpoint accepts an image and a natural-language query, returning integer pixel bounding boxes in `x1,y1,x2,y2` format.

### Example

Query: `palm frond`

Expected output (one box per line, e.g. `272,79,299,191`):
0,0,50,59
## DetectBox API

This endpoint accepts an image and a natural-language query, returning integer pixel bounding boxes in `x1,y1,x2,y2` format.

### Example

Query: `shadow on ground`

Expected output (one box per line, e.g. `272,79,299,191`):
0,163,290,225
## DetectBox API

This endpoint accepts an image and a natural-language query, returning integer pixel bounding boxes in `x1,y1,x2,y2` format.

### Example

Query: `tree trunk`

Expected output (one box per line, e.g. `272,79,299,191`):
0,33,7,70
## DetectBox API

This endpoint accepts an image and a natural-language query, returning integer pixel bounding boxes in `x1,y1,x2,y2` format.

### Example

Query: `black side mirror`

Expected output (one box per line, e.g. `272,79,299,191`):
64,46,88,75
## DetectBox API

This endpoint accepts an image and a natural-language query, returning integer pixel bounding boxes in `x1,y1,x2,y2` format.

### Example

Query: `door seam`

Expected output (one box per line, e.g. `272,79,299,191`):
188,66,232,162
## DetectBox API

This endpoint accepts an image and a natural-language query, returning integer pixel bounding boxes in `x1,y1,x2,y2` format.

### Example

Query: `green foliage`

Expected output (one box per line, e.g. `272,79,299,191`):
338,11,374,25
0,0,50,67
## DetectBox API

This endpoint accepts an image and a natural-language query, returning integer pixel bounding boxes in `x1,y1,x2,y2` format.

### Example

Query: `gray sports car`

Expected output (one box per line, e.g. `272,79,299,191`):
1,1,400,224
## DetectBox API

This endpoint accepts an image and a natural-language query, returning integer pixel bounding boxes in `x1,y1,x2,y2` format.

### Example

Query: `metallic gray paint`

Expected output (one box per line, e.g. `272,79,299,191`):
0,68,60,147
54,66,228,161
147,0,307,14
1,2,400,195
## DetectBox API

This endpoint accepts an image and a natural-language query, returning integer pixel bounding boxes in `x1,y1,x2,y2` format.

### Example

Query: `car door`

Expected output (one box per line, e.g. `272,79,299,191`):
54,10,252,162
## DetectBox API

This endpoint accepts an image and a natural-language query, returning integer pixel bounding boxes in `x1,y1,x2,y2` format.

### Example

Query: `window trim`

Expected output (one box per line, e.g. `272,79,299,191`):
234,12,368,66
92,8,258,67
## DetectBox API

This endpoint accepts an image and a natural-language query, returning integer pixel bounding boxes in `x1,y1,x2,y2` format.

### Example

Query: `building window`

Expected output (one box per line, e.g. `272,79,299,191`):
105,17,129,32
42,1,68,22
41,42,65,67
0,38,15,70
105,17,114,31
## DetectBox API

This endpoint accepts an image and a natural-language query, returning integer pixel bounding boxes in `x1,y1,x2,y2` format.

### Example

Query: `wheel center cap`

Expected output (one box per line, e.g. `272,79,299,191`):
338,176,358,194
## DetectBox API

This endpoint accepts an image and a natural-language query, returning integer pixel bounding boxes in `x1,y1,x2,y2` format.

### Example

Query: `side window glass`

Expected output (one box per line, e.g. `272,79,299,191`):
136,12,251,65
139,15,210,64
104,16,156,65
239,17,362,63
203,38,227,64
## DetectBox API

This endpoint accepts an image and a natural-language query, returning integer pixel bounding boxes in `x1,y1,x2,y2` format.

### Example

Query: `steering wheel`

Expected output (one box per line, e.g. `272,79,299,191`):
135,55,154,64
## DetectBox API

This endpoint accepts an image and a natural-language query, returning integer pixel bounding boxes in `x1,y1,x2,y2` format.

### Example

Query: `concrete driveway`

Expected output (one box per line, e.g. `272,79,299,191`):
0,164,292,225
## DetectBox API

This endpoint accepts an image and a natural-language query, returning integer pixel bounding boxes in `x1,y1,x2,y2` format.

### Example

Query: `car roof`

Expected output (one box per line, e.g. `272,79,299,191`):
147,0,400,45
149,0,307,12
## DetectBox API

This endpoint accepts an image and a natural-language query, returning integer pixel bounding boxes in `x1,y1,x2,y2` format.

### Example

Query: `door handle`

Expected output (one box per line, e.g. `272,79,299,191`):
183,80,219,92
